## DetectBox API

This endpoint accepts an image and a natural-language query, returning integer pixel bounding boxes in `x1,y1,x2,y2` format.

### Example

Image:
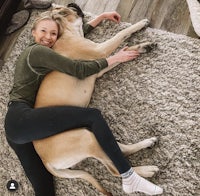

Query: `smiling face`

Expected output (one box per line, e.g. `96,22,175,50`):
32,19,59,48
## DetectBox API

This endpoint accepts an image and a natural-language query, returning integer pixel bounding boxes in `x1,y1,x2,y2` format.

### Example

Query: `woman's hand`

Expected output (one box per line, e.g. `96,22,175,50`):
88,11,121,27
106,47,140,66
101,11,121,23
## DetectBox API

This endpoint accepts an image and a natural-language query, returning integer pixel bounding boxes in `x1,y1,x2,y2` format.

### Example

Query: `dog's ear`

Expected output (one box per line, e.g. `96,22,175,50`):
67,3,84,18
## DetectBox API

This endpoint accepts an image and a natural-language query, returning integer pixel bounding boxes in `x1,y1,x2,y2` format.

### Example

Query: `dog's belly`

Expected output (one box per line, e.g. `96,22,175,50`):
33,128,99,169
35,71,96,108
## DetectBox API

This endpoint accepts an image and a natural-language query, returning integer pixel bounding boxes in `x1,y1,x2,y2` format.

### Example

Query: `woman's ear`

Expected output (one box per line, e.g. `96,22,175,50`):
31,29,35,37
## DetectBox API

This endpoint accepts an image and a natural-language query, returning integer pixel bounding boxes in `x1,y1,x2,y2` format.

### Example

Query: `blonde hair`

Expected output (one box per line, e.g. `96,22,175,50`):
31,11,65,37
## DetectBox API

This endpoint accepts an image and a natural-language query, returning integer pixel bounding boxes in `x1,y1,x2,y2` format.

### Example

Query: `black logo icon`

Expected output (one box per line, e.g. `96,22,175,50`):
7,180,19,191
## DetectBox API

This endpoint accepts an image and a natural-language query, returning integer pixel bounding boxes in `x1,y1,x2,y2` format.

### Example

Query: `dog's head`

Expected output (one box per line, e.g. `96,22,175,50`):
51,3,84,36
67,3,84,18
51,3,77,20
51,3,84,20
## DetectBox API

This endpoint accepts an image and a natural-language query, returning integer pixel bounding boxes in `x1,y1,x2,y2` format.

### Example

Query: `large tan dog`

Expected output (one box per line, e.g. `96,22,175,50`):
33,3,159,196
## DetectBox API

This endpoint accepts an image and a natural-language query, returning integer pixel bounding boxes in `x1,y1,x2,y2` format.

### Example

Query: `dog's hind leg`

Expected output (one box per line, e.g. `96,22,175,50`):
45,163,113,196
118,137,158,156
133,165,160,178
97,137,159,178
117,137,160,178
97,155,160,178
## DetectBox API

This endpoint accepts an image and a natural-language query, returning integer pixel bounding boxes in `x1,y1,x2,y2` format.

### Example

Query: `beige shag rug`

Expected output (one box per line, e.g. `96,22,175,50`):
0,8,200,196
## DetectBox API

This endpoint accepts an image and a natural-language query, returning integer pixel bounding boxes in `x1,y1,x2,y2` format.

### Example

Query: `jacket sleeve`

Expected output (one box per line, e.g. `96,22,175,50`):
28,44,108,79
82,20,95,35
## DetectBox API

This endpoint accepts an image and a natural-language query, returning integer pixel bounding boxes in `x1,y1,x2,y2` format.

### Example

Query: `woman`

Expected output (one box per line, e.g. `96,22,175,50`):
4,10,163,196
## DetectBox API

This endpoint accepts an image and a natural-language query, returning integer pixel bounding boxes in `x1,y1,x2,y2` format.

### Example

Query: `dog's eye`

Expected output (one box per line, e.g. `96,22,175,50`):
58,11,67,16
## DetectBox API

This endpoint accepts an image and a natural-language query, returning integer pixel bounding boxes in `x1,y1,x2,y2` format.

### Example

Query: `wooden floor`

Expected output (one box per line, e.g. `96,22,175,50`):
0,0,198,61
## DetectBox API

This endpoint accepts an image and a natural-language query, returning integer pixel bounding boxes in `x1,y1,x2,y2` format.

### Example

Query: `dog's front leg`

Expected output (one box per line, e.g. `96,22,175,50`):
107,18,150,44
95,19,150,57
129,18,150,32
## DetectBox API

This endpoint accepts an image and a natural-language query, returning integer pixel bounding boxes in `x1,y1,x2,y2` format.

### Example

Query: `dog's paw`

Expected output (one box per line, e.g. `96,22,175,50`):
142,137,158,148
133,165,159,178
140,18,150,27
142,42,157,52
131,41,157,53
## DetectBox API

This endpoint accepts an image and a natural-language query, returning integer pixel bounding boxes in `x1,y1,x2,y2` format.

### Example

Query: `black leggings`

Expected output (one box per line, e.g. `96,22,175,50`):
5,101,131,195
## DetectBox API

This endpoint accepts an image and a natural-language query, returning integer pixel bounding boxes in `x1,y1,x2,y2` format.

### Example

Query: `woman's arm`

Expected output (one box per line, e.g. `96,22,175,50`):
88,11,121,28
29,44,108,79
106,47,139,65
100,47,139,77
83,11,121,35
29,44,139,79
